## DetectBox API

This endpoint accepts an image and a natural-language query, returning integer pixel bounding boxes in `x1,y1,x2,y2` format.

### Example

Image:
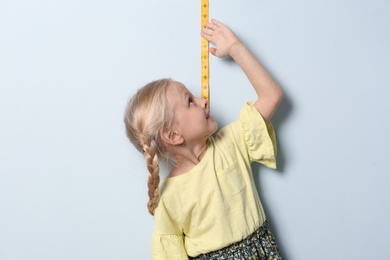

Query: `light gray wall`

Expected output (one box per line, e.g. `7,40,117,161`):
1,0,389,259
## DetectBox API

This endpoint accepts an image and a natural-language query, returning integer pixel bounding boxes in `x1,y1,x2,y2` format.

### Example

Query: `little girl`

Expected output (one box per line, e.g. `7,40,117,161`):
124,19,284,259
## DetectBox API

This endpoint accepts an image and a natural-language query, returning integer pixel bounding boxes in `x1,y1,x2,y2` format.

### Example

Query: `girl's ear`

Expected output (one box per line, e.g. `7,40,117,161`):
161,128,184,146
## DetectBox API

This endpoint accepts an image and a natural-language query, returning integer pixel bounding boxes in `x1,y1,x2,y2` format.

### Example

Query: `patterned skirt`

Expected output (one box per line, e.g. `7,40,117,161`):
189,221,282,260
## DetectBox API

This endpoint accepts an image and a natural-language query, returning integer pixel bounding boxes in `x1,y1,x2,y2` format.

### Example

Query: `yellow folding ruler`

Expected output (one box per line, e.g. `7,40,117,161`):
201,0,209,105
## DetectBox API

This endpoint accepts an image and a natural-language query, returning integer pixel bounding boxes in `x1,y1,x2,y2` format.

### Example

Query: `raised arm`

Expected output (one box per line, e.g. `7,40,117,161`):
201,19,283,122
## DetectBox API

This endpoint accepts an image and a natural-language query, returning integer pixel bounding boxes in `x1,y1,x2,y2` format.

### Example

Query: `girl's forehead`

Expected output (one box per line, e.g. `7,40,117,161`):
173,81,188,91
169,81,191,96
167,82,191,105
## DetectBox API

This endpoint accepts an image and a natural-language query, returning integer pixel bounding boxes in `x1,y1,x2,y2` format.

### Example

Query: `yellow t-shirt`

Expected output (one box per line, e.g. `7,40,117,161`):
151,102,277,259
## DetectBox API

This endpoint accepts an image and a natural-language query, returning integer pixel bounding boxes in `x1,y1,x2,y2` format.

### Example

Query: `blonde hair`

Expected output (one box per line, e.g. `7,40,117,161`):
124,78,176,216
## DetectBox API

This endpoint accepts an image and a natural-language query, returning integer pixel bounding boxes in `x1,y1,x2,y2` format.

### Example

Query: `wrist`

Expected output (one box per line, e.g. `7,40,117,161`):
228,41,246,59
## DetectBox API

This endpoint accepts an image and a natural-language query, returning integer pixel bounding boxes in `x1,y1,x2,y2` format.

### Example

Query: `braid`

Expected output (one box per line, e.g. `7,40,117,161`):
143,139,160,216
124,78,176,216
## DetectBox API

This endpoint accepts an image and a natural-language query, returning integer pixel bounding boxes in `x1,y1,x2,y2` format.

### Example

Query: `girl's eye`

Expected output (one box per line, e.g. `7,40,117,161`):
189,97,194,105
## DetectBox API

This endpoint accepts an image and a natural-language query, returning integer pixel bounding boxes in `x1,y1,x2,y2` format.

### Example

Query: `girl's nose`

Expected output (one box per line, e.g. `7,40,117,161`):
197,97,208,108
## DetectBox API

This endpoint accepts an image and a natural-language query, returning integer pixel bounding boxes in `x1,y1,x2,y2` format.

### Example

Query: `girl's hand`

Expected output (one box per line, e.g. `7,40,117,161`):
201,19,240,58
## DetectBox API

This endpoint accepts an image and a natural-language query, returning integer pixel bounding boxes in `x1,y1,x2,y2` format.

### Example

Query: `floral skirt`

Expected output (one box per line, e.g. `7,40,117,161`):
189,221,282,260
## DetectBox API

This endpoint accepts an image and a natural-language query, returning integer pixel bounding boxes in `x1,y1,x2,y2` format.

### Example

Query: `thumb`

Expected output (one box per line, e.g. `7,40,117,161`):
209,47,217,56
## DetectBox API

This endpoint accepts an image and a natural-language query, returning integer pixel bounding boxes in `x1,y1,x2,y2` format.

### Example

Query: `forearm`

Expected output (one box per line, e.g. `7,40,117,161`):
229,42,283,122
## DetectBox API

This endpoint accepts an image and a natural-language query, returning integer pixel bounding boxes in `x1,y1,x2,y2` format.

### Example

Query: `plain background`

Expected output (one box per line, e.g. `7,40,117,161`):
1,0,389,259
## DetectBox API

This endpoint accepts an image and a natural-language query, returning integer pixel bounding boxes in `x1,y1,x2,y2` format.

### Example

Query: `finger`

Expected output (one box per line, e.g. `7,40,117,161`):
201,31,211,41
211,19,223,27
203,21,212,27
201,27,214,36
209,47,217,56
203,21,216,30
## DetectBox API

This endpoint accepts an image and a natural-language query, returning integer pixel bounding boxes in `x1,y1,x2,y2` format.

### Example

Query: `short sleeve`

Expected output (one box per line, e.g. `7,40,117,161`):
239,102,277,168
151,199,189,260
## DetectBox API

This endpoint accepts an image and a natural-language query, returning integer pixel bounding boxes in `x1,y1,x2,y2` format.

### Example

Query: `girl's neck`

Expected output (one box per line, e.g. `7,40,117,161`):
168,141,208,178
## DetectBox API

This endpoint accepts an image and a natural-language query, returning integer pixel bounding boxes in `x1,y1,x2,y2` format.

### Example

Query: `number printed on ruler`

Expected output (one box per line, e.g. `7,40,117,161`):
201,0,209,104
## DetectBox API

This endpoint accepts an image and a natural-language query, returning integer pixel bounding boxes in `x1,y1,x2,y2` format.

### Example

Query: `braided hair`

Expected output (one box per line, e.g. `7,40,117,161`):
124,79,176,216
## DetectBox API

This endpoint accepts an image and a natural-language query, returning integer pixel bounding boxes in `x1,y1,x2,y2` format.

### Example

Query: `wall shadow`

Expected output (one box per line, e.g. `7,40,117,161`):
252,84,293,259
219,37,294,258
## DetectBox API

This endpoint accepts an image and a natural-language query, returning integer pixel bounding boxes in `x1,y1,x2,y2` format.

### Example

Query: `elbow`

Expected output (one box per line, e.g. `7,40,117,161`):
270,86,284,108
276,87,284,106
256,87,284,122
254,83,284,122
275,82,284,100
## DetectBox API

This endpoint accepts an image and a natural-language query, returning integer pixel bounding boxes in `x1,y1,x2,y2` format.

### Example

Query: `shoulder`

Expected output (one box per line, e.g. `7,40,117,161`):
213,102,260,143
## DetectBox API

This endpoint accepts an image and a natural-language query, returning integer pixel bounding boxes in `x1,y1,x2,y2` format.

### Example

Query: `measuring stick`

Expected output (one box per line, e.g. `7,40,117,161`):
201,0,209,104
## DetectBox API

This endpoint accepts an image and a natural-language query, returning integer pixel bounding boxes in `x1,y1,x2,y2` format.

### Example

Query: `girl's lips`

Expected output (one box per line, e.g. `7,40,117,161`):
205,109,214,120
